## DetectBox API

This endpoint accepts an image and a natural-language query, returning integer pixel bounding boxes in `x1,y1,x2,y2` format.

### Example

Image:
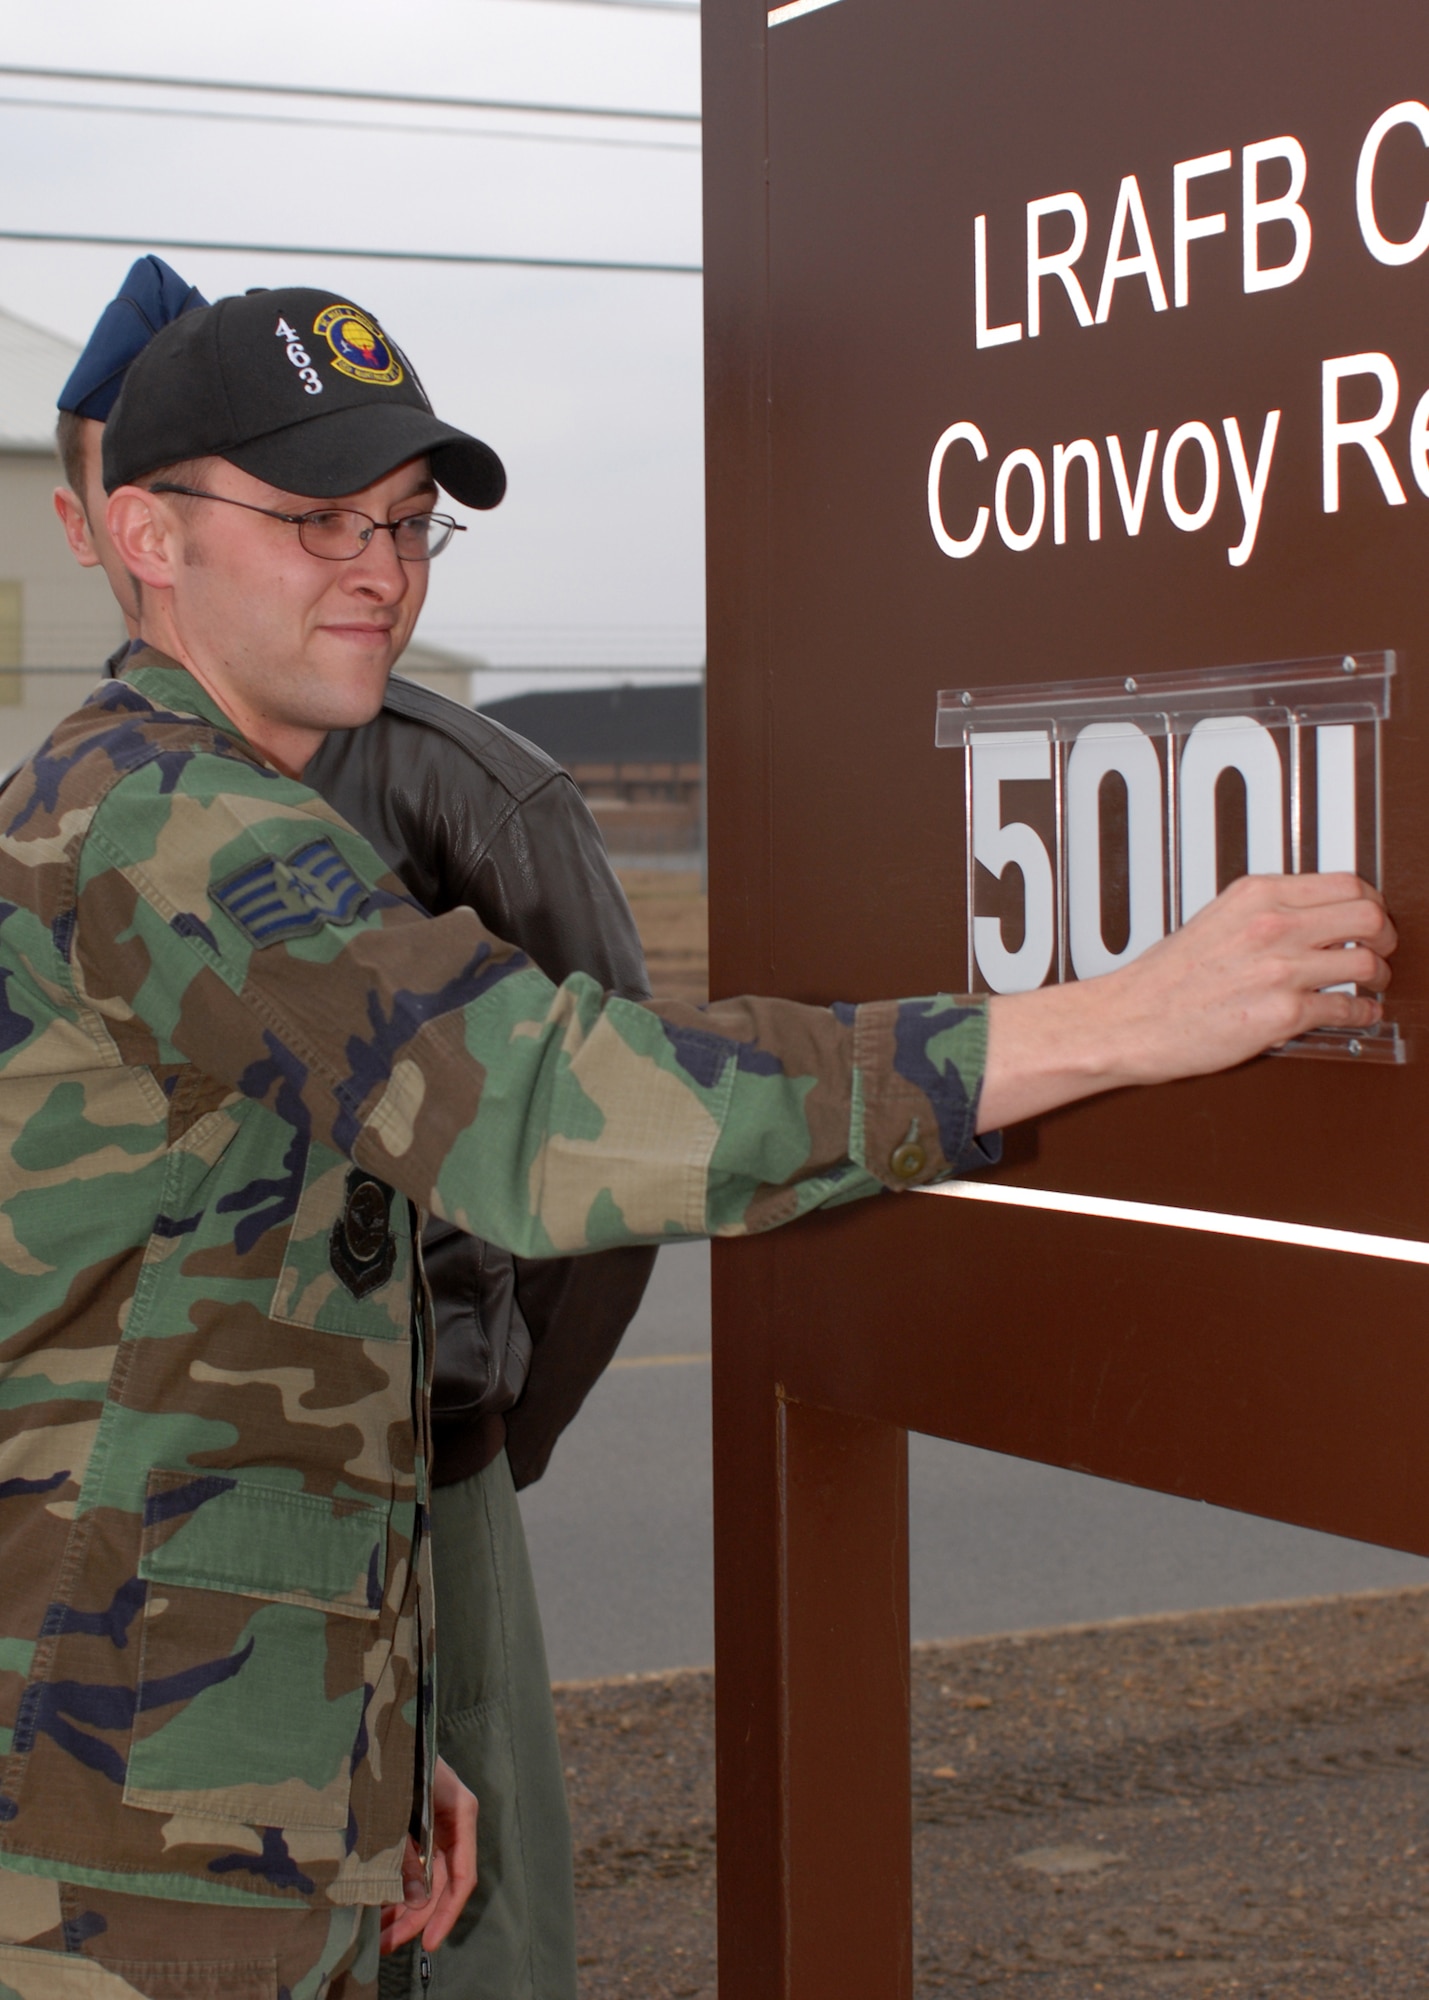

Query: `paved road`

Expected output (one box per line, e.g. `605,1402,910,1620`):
518,1240,1429,1682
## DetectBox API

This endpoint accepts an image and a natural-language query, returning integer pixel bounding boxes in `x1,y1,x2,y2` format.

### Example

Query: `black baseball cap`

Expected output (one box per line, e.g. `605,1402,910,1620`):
102,285,506,510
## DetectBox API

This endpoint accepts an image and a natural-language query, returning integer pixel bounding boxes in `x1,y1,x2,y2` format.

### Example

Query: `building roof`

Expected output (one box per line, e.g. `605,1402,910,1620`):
0,305,79,454
481,683,703,767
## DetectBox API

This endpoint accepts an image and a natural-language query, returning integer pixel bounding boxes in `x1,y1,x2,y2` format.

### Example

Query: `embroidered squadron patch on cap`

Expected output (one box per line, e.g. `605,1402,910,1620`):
314,304,404,387
213,837,372,947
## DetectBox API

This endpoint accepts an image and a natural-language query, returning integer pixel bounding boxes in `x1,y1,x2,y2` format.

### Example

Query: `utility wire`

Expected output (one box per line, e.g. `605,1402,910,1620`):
0,92,700,153
0,227,701,276
0,64,699,126
459,665,705,678
511,0,698,11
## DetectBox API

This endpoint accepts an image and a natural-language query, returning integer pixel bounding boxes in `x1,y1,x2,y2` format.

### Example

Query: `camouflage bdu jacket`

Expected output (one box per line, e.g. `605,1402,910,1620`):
0,652,991,1912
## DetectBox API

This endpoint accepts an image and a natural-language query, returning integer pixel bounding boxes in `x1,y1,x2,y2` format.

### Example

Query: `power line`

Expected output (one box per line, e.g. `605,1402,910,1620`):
513,0,698,11
0,91,700,153
0,227,701,277
0,64,700,126
472,672,700,680
514,0,697,10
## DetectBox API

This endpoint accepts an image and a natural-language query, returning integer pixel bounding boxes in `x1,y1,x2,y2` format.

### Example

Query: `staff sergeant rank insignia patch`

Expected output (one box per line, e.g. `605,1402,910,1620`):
213,837,372,946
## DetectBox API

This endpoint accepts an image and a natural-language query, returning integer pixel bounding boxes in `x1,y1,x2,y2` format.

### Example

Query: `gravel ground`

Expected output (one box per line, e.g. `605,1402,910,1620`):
557,1586,1429,1997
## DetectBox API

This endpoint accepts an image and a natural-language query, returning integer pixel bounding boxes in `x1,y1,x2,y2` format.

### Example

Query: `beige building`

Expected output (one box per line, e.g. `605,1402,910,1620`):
0,304,127,771
395,636,485,704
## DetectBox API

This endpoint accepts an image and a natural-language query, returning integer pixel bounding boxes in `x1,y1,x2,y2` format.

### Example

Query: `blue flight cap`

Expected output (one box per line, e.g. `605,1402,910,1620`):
57,256,208,421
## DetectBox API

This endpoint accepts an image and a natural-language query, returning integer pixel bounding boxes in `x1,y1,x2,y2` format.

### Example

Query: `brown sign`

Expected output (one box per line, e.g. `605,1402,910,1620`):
703,2,1429,1992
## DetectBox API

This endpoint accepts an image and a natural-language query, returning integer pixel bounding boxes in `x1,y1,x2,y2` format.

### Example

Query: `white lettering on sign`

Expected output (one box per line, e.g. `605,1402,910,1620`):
928,421,990,557
1161,421,1220,533
1106,431,1159,535
1222,411,1281,567
1177,716,1285,920
1094,175,1169,323
970,733,1056,992
1322,353,1407,511
1316,721,1360,996
929,411,1281,565
1316,725,1358,874
1052,441,1100,545
937,656,1399,1062
1027,194,1093,337
994,448,1046,552
975,214,1022,348
1410,389,1429,497
1242,137,1313,293
1066,722,1165,979
1173,150,1233,308
1356,101,1429,266
951,103,1429,569
979,129,1317,350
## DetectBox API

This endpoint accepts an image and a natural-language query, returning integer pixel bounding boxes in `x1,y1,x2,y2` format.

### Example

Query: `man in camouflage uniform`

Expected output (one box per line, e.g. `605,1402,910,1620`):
0,283,1395,1996
52,256,657,2000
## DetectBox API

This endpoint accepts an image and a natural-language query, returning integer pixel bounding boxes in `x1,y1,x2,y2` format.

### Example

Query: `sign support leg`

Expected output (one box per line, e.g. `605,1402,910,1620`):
714,1255,913,2000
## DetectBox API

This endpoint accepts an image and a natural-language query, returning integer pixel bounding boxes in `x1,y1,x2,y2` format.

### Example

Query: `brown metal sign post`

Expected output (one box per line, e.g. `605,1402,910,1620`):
703,3,1429,1993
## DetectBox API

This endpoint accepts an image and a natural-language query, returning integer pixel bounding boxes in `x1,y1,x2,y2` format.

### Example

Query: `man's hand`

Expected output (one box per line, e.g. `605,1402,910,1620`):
977,872,1397,1132
379,1756,479,1957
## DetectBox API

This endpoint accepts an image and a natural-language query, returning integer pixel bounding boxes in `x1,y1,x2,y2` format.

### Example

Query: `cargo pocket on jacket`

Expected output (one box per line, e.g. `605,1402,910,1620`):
122,1470,386,1830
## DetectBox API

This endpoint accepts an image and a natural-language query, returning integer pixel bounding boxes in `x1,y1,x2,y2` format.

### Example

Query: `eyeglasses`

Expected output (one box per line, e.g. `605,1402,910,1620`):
146,483,467,562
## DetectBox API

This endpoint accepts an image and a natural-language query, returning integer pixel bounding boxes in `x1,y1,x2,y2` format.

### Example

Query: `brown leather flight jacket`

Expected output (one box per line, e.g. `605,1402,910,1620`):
307,675,656,1487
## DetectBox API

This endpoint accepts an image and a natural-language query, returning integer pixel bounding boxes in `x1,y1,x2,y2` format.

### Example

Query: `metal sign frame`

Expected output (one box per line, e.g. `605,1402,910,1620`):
702,3,1429,1993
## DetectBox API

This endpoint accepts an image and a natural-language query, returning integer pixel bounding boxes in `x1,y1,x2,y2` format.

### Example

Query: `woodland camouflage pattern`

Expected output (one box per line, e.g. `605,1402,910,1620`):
0,1859,377,1996
0,651,989,1911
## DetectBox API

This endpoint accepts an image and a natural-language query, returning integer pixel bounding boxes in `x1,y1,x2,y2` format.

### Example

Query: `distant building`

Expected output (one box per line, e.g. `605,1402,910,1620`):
481,682,704,860
397,637,486,702
0,304,126,769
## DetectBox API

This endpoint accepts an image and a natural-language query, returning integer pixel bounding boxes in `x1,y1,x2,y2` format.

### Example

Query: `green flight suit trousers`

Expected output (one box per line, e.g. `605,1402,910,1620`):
380,1454,577,2000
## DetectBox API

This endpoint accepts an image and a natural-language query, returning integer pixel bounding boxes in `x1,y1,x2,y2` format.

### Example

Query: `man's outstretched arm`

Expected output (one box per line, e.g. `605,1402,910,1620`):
69,732,1396,1256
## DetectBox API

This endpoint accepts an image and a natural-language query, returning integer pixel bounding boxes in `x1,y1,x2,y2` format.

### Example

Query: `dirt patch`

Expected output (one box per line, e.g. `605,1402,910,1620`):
617,868,708,1006
557,1670,716,1997
558,1587,1429,1997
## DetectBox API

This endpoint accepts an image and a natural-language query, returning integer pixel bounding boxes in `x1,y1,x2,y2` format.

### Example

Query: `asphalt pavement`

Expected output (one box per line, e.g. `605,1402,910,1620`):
518,1239,1429,1682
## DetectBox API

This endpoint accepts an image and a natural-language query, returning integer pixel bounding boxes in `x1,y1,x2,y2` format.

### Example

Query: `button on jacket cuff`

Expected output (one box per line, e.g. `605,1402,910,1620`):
851,995,996,1190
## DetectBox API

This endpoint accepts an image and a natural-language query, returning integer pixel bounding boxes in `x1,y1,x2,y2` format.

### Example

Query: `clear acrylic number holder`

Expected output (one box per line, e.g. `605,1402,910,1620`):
936,653,1401,1064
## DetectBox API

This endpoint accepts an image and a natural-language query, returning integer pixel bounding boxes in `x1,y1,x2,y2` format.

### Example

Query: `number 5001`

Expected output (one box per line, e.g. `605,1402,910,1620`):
936,654,1398,1062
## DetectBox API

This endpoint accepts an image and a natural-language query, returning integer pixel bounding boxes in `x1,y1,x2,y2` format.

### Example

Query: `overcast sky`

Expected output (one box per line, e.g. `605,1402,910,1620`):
0,0,704,696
